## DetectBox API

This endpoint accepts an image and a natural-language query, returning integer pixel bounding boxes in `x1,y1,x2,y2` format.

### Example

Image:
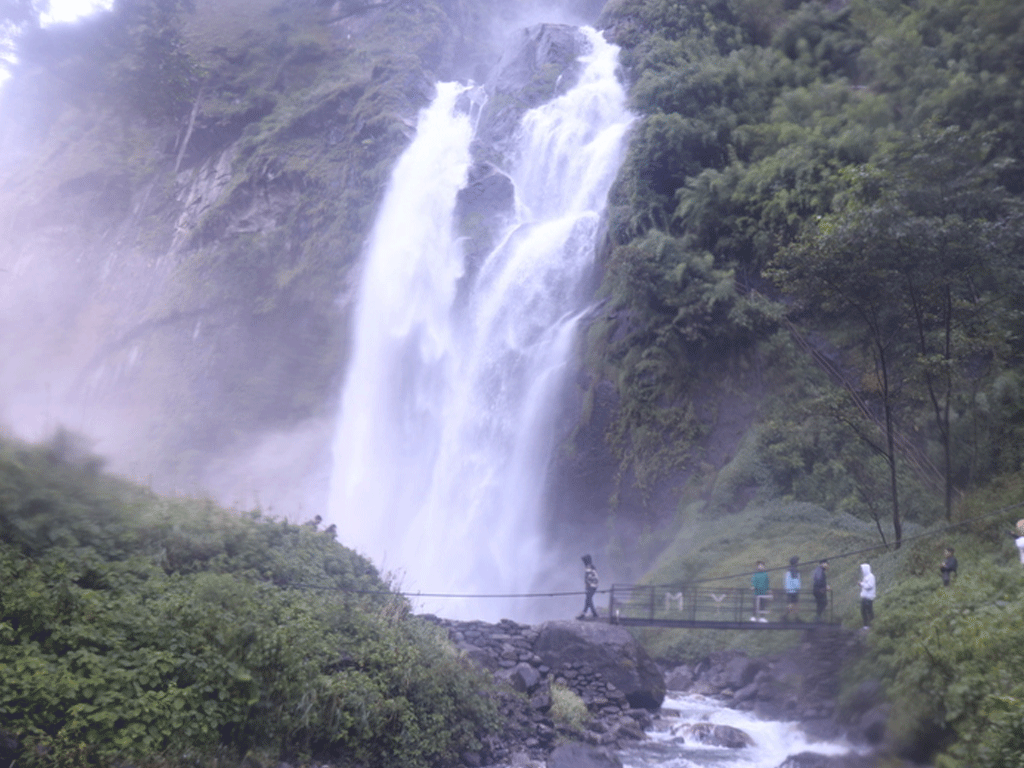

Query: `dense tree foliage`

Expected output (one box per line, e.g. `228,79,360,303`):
593,0,1024,539
0,432,500,768
592,3,1024,761
773,127,1024,541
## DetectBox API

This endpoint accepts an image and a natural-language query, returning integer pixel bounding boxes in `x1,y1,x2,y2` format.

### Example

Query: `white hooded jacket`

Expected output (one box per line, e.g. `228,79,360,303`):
859,564,876,600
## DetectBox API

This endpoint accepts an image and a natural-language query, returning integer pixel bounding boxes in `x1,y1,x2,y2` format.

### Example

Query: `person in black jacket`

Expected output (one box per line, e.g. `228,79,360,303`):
940,547,958,587
812,559,830,621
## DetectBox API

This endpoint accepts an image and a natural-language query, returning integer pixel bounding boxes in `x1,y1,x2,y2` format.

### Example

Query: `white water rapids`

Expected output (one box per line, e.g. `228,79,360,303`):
620,694,860,768
327,27,632,621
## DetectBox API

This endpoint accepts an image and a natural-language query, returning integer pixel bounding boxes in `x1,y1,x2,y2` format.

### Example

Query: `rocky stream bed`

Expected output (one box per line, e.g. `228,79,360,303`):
425,617,911,768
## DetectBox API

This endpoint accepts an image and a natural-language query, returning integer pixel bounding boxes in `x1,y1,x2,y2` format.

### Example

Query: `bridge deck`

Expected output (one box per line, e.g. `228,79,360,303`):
606,583,835,629
610,616,829,630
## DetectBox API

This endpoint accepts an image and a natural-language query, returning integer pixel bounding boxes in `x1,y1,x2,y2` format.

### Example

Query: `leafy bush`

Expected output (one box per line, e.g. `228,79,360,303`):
0,435,500,768
549,684,589,731
854,547,1024,767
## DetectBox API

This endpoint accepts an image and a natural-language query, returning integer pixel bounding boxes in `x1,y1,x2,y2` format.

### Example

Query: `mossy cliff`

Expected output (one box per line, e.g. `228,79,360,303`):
0,0,605,501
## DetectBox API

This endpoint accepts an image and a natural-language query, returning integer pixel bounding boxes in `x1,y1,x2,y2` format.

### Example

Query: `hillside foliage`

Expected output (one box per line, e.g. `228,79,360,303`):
590,0,1024,763
0,432,500,768
852,505,1024,768
593,0,1024,537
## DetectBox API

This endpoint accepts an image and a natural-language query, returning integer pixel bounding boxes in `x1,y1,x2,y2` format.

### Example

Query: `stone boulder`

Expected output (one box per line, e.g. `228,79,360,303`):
498,661,542,693
454,161,515,269
856,703,890,745
474,24,588,162
775,753,879,768
672,722,754,749
533,620,665,710
664,663,695,691
546,741,623,768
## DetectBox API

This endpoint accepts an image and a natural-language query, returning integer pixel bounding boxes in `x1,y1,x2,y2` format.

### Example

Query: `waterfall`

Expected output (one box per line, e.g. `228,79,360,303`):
328,27,632,621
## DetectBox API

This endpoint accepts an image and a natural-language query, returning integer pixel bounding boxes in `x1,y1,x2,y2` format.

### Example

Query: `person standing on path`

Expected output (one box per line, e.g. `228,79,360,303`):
1012,520,1024,567
784,556,801,622
859,563,876,629
578,554,599,619
751,561,772,622
812,559,830,622
940,547,958,586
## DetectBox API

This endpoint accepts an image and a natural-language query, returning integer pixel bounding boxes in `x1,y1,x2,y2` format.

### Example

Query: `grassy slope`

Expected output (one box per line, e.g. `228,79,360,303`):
0,431,500,768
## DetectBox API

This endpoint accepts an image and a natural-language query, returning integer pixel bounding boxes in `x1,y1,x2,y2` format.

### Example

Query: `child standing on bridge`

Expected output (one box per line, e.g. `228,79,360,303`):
940,546,958,586
784,556,801,622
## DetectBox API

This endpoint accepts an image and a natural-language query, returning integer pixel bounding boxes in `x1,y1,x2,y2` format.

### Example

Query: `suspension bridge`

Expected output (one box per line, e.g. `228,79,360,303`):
605,584,834,629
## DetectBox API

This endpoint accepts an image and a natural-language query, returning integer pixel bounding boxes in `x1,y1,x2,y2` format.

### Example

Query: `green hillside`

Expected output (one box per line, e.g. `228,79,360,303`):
0,432,500,768
572,0,1024,557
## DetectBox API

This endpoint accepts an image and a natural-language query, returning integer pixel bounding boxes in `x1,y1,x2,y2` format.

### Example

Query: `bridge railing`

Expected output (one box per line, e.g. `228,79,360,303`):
607,583,832,625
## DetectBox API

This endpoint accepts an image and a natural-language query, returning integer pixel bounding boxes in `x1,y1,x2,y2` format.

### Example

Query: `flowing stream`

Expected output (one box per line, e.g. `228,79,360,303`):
620,694,860,768
327,28,632,621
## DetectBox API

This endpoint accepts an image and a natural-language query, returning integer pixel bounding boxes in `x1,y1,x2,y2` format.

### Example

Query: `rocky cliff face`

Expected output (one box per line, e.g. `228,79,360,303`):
0,1,447,504
0,1,611,516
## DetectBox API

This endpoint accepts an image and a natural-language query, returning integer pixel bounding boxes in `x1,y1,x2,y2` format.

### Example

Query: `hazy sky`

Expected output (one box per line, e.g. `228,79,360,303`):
43,0,111,25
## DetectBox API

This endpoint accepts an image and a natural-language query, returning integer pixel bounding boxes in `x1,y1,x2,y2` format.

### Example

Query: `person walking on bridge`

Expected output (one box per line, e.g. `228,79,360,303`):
812,559,830,622
578,554,599,620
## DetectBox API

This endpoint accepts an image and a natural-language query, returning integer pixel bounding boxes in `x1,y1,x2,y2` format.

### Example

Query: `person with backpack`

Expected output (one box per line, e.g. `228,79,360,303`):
578,554,599,619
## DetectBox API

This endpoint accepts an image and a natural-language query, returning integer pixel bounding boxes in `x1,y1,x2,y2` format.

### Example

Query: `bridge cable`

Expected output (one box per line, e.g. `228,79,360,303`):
286,498,1024,600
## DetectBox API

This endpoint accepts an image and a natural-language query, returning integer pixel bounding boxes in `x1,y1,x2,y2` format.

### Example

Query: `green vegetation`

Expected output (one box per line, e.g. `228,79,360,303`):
549,683,590,732
850,505,1024,768
593,0,1024,544
0,431,500,768
4,0,1024,764
589,14,1024,759
632,467,1024,765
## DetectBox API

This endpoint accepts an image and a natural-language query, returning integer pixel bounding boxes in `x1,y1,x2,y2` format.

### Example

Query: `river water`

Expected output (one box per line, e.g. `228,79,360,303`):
619,694,860,768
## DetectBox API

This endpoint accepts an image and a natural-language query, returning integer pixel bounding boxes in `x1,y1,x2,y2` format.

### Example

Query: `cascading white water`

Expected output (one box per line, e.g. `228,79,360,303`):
328,27,632,621
619,694,861,767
